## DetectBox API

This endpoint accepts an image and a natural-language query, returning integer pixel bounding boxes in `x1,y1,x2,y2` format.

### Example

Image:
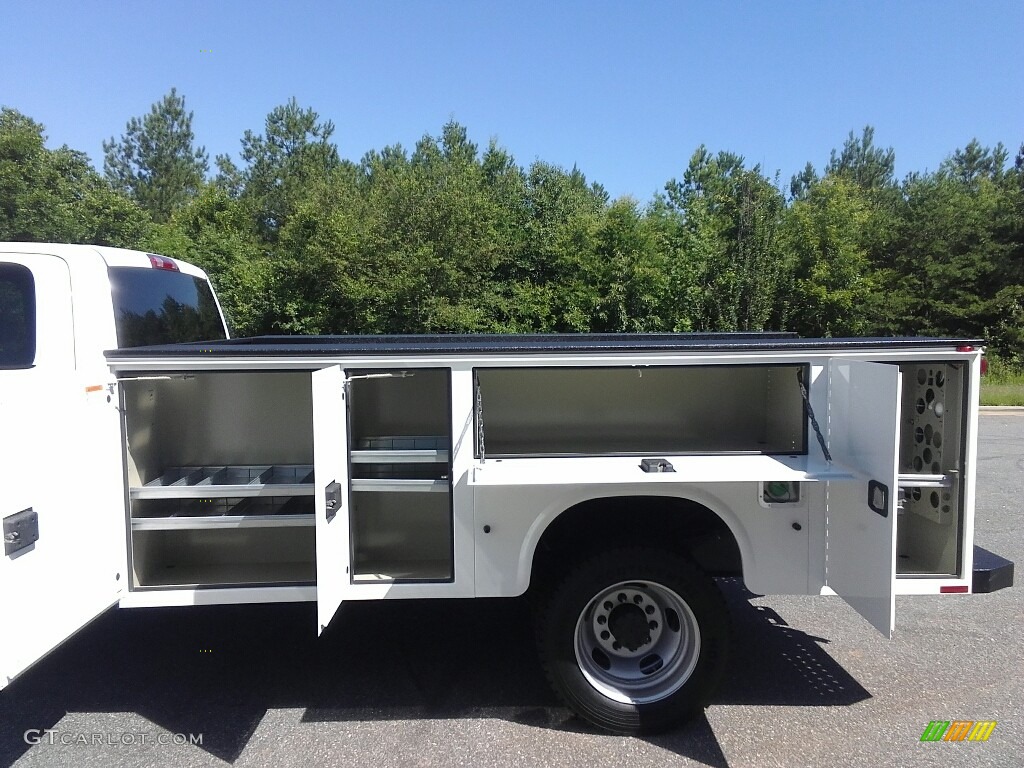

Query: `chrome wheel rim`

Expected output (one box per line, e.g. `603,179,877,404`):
574,580,701,704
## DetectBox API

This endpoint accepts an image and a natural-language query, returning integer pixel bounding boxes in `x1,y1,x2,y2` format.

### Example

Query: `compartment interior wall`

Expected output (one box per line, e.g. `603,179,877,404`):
132,527,315,587
348,368,453,582
896,362,966,576
349,368,450,440
476,365,806,456
123,371,313,483
350,492,452,580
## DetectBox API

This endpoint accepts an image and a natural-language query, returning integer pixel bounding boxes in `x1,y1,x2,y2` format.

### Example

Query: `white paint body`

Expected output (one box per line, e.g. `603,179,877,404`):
0,244,984,692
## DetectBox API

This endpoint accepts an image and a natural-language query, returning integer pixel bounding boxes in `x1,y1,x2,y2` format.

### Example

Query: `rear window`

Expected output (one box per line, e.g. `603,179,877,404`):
109,267,227,348
0,264,36,368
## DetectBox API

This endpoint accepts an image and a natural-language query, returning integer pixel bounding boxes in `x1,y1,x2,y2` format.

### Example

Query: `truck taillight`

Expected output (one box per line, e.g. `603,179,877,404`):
955,345,987,375
148,254,179,271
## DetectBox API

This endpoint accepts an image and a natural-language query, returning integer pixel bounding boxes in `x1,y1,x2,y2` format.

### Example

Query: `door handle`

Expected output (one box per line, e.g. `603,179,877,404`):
868,480,889,518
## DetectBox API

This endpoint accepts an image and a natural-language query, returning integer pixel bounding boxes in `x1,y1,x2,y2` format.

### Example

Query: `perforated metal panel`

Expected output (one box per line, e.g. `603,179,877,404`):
899,364,964,526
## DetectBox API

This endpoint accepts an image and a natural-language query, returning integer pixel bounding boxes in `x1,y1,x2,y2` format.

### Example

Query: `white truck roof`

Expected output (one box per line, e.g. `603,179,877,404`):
0,242,209,279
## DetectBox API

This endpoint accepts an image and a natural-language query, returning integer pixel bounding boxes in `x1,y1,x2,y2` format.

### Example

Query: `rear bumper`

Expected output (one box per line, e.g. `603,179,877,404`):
973,546,1014,593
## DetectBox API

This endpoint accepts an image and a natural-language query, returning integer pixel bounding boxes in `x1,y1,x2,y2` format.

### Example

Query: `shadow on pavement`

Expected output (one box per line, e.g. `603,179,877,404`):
715,578,869,707
0,580,867,767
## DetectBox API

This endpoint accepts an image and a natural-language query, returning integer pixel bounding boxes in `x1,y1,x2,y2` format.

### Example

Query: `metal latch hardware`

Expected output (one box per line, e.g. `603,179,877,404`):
868,480,890,518
325,481,342,522
4,508,39,556
640,458,675,473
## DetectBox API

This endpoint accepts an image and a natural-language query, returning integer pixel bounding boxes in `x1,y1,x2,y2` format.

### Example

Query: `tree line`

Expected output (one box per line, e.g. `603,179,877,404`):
2,90,1022,363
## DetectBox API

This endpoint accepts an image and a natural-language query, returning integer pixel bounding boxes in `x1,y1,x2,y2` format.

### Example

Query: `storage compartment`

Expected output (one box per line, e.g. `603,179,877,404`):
123,368,456,589
475,365,807,457
123,371,313,485
132,527,314,587
347,369,454,582
349,370,450,439
895,362,967,576
123,372,315,589
350,492,452,581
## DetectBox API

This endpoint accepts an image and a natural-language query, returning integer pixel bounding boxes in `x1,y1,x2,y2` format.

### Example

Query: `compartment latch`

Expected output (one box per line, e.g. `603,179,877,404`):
868,480,889,517
325,481,342,522
4,508,39,556
640,458,675,473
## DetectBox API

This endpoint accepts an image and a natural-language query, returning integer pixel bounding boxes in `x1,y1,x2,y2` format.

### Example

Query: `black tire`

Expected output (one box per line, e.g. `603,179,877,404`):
535,547,729,734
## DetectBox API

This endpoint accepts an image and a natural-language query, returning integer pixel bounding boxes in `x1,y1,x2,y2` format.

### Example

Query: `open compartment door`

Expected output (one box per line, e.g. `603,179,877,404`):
312,365,351,635
826,359,902,638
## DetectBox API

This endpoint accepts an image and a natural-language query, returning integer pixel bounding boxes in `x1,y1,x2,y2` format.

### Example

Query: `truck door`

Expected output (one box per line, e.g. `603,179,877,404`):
825,359,902,638
312,365,351,634
0,254,123,689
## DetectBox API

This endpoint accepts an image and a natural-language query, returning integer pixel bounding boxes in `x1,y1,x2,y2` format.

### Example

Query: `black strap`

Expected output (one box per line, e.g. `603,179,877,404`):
797,368,832,463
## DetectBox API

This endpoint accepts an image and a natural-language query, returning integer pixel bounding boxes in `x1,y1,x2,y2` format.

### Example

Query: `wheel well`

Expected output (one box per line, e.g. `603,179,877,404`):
530,496,742,590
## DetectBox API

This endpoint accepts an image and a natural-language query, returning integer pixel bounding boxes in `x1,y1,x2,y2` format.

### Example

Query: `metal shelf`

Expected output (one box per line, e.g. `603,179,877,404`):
351,449,449,464
132,514,315,531
131,495,315,530
350,436,450,491
470,454,854,487
131,465,314,499
352,558,453,582
351,479,449,493
130,436,452,511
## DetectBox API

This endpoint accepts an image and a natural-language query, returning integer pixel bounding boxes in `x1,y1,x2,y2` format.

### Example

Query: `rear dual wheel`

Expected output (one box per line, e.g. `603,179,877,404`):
535,548,729,734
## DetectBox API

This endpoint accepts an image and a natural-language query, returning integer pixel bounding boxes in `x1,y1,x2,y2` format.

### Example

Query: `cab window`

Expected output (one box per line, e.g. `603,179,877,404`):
0,264,35,368
109,267,227,348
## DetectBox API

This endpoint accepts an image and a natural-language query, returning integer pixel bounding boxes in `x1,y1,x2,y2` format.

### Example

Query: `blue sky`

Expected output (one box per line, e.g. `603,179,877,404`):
2,0,1021,201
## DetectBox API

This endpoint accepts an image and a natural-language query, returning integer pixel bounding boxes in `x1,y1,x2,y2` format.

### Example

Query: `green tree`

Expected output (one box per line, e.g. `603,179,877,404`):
818,126,903,266
518,161,606,330
0,107,149,245
228,98,340,240
826,126,896,191
591,197,669,331
103,88,208,223
143,184,270,335
664,147,787,332
784,176,873,337
939,139,1009,186
789,161,819,202
877,141,1020,357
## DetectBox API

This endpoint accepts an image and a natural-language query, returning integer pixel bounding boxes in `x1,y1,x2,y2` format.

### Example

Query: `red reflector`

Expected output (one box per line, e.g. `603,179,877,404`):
940,585,969,594
955,345,974,352
148,254,179,271
980,357,989,376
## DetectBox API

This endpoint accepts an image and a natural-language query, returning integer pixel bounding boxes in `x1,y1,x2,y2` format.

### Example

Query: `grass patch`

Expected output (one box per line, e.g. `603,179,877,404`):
981,382,1024,406
981,360,1024,405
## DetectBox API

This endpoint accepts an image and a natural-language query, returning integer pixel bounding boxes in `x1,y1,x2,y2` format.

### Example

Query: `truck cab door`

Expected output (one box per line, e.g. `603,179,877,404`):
825,359,902,638
312,365,351,634
0,253,124,690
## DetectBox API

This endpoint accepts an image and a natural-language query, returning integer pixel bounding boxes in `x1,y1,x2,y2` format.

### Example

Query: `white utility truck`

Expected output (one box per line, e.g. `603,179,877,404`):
0,242,1014,734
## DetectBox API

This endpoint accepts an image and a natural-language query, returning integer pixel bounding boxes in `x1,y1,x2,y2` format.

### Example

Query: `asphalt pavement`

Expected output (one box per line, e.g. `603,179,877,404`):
1,412,1020,768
